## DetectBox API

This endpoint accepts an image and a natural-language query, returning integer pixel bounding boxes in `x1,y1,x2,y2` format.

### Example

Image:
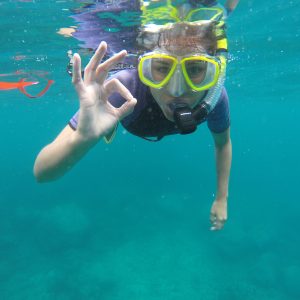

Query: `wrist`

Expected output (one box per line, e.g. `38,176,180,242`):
215,194,228,202
70,130,99,148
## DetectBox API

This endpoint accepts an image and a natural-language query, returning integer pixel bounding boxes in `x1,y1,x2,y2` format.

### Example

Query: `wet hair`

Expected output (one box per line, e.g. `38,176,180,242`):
138,21,218,55
158,21,218,55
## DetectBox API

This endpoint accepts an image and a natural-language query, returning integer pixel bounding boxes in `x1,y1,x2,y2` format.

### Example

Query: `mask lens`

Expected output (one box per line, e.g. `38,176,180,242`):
139,55,175,88
185,60,208,85
182,57,219,91
151,57,174,83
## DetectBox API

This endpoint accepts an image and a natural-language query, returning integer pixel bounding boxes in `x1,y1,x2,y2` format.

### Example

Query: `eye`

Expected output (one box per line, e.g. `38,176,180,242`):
152,59,173,75
154,65,171,74
186,61,207,77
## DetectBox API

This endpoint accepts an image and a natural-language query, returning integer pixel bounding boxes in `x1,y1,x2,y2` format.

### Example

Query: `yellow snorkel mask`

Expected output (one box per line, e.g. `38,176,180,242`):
137,19,228,93
138,52,221,92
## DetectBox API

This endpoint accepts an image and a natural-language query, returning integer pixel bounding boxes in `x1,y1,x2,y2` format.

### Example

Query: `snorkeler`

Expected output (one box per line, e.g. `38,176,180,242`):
34,2,239,231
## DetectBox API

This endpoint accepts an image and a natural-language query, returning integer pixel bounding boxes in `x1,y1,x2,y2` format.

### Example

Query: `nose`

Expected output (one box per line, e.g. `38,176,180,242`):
166,67,187,97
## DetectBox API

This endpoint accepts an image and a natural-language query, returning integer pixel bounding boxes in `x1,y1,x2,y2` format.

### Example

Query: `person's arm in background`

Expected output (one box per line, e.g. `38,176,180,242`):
224,0,240,15
34,42,136,182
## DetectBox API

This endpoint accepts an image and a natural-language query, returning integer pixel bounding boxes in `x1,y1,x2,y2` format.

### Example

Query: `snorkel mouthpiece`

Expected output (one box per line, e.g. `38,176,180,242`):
172,102,210,134
173,103,197,134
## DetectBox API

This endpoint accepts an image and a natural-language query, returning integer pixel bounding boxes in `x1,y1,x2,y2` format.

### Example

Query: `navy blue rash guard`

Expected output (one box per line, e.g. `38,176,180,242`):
69,69,230,140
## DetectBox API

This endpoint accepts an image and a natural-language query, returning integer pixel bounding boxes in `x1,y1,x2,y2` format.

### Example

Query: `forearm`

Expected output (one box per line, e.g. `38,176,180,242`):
34,131,98,182
215,138,232,200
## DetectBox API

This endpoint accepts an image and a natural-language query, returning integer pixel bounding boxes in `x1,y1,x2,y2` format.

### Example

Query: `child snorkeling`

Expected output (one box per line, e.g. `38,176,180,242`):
35,1,239,231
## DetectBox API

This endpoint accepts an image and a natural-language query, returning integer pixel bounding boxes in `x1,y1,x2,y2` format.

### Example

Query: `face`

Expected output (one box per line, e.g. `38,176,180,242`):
150,48,207,122
141,22,217,121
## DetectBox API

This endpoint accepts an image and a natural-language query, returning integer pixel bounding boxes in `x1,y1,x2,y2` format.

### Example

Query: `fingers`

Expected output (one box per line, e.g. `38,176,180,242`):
72,53,84,93
84,41,107,82
210,220,225,231
210,213,226,231
95,50,127,84
104,78,137,119
83,41,127,85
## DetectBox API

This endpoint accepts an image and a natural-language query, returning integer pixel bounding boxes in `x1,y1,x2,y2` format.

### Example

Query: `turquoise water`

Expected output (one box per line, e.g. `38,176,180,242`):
0,0,300,299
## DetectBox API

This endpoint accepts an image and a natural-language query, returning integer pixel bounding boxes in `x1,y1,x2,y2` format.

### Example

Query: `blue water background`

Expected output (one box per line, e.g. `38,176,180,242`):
0,0,299,299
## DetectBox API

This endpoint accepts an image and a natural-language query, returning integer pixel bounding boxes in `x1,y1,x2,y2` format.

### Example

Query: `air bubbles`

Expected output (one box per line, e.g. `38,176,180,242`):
36,56,47,62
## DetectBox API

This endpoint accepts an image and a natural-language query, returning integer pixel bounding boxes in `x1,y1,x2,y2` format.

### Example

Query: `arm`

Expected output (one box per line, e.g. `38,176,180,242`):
224,0,240,14
34,42,136,182
34,125,98,182
210,127,232,230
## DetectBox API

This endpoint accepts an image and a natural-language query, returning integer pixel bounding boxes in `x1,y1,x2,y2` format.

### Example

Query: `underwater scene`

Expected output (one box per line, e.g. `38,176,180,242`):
0,0,299,299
